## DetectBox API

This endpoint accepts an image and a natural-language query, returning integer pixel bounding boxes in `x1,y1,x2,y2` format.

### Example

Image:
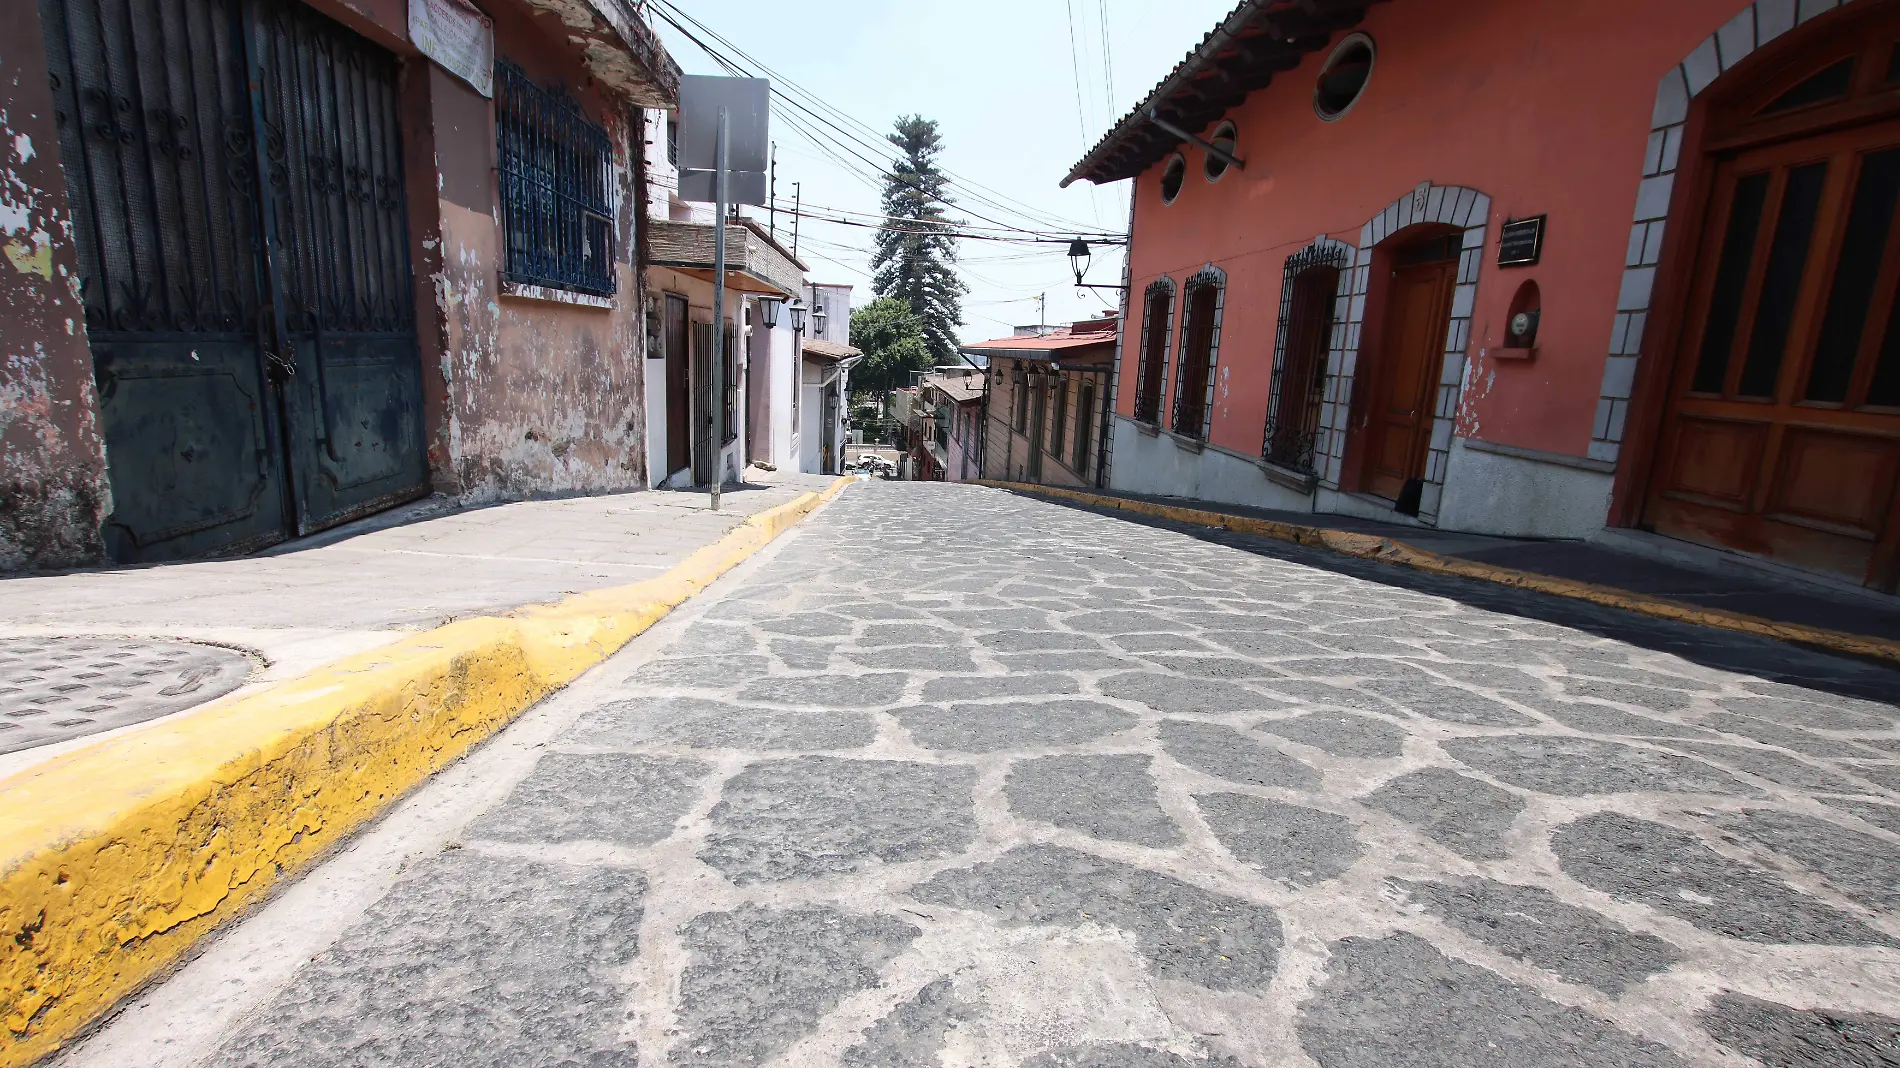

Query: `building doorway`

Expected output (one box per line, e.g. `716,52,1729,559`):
1027,383,1048,482
1361,233,1459,504
42,0,428,562
1645,9,1900,589
665,295,691,480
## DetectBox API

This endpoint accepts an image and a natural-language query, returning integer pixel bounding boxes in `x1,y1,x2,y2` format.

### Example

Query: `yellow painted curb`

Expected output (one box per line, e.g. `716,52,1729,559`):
0,476,855,1067
978,480,1900,667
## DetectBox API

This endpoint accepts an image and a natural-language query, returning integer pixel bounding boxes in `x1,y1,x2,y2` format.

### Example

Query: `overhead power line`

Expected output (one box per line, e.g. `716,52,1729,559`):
648,0,1109,242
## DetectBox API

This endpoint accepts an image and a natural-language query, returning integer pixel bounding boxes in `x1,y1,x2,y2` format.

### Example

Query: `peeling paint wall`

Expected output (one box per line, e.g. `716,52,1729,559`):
414,9,648,504
0,6,110,571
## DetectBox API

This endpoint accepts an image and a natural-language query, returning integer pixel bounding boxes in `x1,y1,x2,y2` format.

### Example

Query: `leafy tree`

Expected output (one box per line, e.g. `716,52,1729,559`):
870,116,967,366
848,297,932,394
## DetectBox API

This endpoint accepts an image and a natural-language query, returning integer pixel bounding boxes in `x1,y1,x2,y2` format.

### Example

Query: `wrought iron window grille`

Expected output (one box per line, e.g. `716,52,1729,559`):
1262,242,1350,474
1133,278,1175,424
1171,266,1225,440
496,59,616,297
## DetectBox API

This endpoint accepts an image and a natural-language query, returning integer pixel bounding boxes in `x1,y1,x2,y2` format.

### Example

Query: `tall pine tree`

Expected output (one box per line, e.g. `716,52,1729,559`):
870,116,967,368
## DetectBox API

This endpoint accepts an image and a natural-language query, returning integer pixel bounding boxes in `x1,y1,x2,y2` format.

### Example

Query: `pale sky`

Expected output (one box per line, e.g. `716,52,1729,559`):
653,0,1237,343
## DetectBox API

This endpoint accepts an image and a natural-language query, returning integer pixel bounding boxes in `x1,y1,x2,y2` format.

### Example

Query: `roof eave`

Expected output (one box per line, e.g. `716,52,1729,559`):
1061,0,1386,188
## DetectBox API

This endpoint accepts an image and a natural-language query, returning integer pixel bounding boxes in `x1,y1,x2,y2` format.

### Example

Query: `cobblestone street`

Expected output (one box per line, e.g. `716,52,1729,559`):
71,482,1900,1068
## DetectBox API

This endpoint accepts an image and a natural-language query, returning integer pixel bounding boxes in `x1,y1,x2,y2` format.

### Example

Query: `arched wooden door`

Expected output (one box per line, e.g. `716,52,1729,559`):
1646,7,1900,590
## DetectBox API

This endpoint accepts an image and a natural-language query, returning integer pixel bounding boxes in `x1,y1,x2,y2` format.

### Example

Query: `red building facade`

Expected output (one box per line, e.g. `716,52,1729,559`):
1076,0,1900,592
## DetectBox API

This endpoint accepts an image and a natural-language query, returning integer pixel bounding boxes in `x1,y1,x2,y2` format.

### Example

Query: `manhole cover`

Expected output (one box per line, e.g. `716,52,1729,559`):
0,638,257,755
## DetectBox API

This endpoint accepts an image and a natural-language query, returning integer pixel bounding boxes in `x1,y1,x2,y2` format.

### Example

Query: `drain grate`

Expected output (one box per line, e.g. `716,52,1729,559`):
0,638,257,755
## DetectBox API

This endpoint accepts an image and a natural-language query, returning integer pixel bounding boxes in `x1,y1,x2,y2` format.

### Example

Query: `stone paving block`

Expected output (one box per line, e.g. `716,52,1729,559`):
1099,672,1283,715
565,697,876,752
1360,768,1523,860
1020,1042,1244,1067
767,638,841,670
739,672,911,707
1357,679,1538,727
207,852,645,1068
637,655,775,687
843,645,981,672
910,844,1284,990
1842,762,1900,793
1442,736,1754,796
1157,719,1321,790
1553,813,1895,946
1825,798,1900,834
1110,633,1219,653
995,651,1142,673
1699,992,1900,1068
1527,698,1717,738
980,630,1106,652
1718,694,1897,732
1006,754,1182,846
857,623,964,647
1258,679,1396,713
1196,794,1361,885
672,905,919,1066
1658,741,1876,794
1710,808,1900,911
1295,933,1685,1068
898,700,1138,753
842,978,976,1068
1559,678,1696,712
922,673,1081,701
758,612,858,638
1139,655,1284,680
701,757,977,884
1395,877,1680,994
1255,712,1408,759
465,753,708,845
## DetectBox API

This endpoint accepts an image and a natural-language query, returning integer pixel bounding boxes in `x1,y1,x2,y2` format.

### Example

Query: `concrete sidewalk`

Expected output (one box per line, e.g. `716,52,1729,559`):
0,472,855,1067
0,470,835,776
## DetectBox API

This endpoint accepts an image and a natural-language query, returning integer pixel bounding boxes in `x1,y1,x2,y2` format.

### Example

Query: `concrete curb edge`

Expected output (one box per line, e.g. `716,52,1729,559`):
0,476,856,1066
977,480,1900,667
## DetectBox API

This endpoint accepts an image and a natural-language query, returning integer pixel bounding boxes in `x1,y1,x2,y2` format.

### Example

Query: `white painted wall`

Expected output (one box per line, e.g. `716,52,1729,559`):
645,340,669,488
1435,438,1613,539
1107,415,1313,512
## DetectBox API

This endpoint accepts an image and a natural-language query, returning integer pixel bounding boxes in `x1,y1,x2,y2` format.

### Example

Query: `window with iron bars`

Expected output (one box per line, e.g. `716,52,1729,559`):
1262,243,1350,474
496,59,616,296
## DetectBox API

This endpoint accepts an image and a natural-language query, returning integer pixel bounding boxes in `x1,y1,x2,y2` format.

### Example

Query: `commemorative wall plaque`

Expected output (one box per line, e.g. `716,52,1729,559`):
1498,215,1546,267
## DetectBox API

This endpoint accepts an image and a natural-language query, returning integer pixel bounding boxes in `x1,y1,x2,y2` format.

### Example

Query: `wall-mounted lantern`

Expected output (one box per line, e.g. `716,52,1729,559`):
759,297,781,329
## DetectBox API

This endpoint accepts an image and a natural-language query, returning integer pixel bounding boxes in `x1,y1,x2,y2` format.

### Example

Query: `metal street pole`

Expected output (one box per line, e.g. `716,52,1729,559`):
711,105,729,512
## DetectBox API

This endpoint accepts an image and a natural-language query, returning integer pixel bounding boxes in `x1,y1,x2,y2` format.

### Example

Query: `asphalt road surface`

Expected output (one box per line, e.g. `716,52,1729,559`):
65,481,1900,1068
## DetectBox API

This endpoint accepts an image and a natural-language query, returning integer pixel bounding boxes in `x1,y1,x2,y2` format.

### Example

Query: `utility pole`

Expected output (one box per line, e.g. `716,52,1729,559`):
710,105,730,511
768,142,777,240
791,181,801,262
1038,292,1046,333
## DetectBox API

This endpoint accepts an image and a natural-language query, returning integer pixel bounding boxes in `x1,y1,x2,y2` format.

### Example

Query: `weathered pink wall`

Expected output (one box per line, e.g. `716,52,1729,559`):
410,5,647,501
0,2,110,569
1120,0,1752,460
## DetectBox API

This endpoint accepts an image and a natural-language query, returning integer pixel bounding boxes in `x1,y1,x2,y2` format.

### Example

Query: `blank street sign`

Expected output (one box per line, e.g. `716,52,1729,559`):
678,75,770,206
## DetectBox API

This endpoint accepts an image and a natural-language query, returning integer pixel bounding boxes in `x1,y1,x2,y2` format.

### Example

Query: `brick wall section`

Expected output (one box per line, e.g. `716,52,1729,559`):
1314,182,1493,523
1590,0,1834,465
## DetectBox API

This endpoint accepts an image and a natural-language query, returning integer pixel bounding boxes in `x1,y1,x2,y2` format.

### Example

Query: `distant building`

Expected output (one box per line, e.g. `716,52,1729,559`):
962,318,1116,488
641,115,807,488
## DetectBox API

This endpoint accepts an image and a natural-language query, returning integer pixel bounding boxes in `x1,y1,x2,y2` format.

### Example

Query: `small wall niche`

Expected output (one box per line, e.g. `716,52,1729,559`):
1497,279,1540,359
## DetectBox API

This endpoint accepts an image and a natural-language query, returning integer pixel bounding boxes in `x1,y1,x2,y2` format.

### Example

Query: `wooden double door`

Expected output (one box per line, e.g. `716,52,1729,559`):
1362,236,1459,505
1647,16,1900,589
41,0,428,562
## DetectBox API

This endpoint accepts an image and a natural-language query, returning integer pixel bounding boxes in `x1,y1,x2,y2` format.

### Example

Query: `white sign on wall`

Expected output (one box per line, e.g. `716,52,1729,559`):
410,0,494,98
